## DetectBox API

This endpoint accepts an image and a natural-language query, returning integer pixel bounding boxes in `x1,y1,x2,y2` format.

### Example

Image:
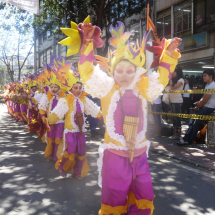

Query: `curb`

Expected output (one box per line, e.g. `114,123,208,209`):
150,148,215,172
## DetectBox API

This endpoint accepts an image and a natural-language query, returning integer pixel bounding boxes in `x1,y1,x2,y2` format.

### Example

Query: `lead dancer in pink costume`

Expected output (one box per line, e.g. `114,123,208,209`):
58,17,182,214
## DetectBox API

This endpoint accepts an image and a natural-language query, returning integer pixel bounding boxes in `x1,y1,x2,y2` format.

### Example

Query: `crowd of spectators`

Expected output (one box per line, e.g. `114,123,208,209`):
151,67,215,145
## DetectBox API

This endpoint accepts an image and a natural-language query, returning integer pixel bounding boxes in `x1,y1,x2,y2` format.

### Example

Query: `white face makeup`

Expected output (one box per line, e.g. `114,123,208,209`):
70,83,82,97
49,84,60,95
113,60,136,88
31,87,37,93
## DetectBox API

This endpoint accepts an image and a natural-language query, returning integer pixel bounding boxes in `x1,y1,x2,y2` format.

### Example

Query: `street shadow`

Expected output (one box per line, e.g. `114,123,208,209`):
1,104,215,215
149,152,215,215
0,105,101,215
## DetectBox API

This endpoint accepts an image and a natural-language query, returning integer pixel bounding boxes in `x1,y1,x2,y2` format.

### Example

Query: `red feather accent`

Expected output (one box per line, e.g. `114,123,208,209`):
146,38,166,69
28,115,50,138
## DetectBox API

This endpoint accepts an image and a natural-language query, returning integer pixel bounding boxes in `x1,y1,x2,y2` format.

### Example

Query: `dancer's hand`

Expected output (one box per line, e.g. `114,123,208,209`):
167,37,182,55
45,118,50,131
81,23,96,45
97,116,103,121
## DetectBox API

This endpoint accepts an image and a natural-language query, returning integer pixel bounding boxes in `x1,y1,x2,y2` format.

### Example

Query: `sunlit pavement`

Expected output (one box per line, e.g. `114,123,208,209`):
1,104,215,215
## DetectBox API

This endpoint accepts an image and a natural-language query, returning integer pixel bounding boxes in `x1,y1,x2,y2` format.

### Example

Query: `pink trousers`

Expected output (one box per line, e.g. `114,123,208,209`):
101,150,154,215
60,132,86,175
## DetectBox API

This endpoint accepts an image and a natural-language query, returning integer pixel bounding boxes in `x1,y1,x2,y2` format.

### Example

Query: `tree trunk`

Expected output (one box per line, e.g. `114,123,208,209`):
102,24,110,57
18,35,21,81
7,66,14,82
96,0,105,29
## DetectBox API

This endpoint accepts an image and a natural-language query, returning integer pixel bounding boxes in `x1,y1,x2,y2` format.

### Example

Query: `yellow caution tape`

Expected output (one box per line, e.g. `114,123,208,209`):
163,88,215,94
148,111,215,121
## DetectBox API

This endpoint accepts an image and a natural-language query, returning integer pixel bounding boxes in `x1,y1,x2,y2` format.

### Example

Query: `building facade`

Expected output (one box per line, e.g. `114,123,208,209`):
35,1,149,72
155,0,215,77
36,26,79,71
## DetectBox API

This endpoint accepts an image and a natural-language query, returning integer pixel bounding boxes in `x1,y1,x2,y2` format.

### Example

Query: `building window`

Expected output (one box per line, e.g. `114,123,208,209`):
43,30,47,41
195,0,205,27
46,46,53,63
206,0,215,23
39,52,43,68
59,45,66,57
43,50,47,64
47,29,53,38
194,0,215,33
47,30,51,38
130,24,140,42
39,35,43,45
157,8,171,40
173,1,192,38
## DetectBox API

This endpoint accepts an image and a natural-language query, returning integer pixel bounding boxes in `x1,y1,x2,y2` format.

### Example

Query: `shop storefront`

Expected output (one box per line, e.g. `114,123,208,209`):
156,0,215,79
178,31,214,77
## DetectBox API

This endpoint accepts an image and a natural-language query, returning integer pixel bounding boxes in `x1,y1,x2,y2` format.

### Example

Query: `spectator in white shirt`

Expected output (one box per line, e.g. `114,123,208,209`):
169,66,184,139
179,69,215,146
182,75,192,114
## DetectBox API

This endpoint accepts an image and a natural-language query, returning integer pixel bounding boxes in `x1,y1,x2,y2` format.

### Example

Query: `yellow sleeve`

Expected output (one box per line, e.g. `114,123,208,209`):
97,110,102,118
78,41,95,83
78,42,114,99
83,97,101,118
48,113,60,125
48,98,69,125
31,97,37,105
158,40,181,88
39,109,47,123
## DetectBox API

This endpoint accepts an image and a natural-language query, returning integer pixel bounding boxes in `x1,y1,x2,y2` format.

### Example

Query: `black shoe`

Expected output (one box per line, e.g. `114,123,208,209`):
177,140,191,146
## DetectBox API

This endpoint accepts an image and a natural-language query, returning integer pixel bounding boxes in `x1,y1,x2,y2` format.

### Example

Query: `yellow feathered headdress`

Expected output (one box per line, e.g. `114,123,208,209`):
26,75,39,88
95,22,152,76
44,56,80,92
55,58,80,92
59,17,151,76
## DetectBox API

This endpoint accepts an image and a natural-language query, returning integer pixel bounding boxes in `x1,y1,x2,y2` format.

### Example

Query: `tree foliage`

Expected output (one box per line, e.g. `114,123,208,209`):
34,0,147,55
0,65,10,91
0,4,34,82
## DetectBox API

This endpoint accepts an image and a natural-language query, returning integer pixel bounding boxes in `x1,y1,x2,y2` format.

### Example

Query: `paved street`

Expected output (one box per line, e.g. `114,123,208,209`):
1,104,215,215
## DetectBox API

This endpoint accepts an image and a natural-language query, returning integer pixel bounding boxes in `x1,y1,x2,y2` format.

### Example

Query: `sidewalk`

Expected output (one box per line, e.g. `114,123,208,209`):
150,136,215,171
94,120,215,172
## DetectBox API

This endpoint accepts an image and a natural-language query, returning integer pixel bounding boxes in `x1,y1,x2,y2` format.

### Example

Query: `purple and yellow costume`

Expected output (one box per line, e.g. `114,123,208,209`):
48,91,101,177
39,90,66,161
59,17,181,214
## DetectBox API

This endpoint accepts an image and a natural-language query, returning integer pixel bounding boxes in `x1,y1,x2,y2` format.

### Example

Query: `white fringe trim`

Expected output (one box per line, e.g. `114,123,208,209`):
84,64,115,98
147,72,164,101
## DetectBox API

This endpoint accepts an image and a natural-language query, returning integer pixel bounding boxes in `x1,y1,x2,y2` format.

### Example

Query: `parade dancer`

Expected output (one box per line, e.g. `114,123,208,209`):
13,83,25,122
48,65,101,179
8,84,15,117
38,63,66,162
27,77,39,124
20,82,29,124
59,16,181,214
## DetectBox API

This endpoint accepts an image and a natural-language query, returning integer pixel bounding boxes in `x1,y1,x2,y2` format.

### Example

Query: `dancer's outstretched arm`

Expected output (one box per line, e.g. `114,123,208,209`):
78,24,114,99
83,97,102,118
146,38,182,102
48,98,69,125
